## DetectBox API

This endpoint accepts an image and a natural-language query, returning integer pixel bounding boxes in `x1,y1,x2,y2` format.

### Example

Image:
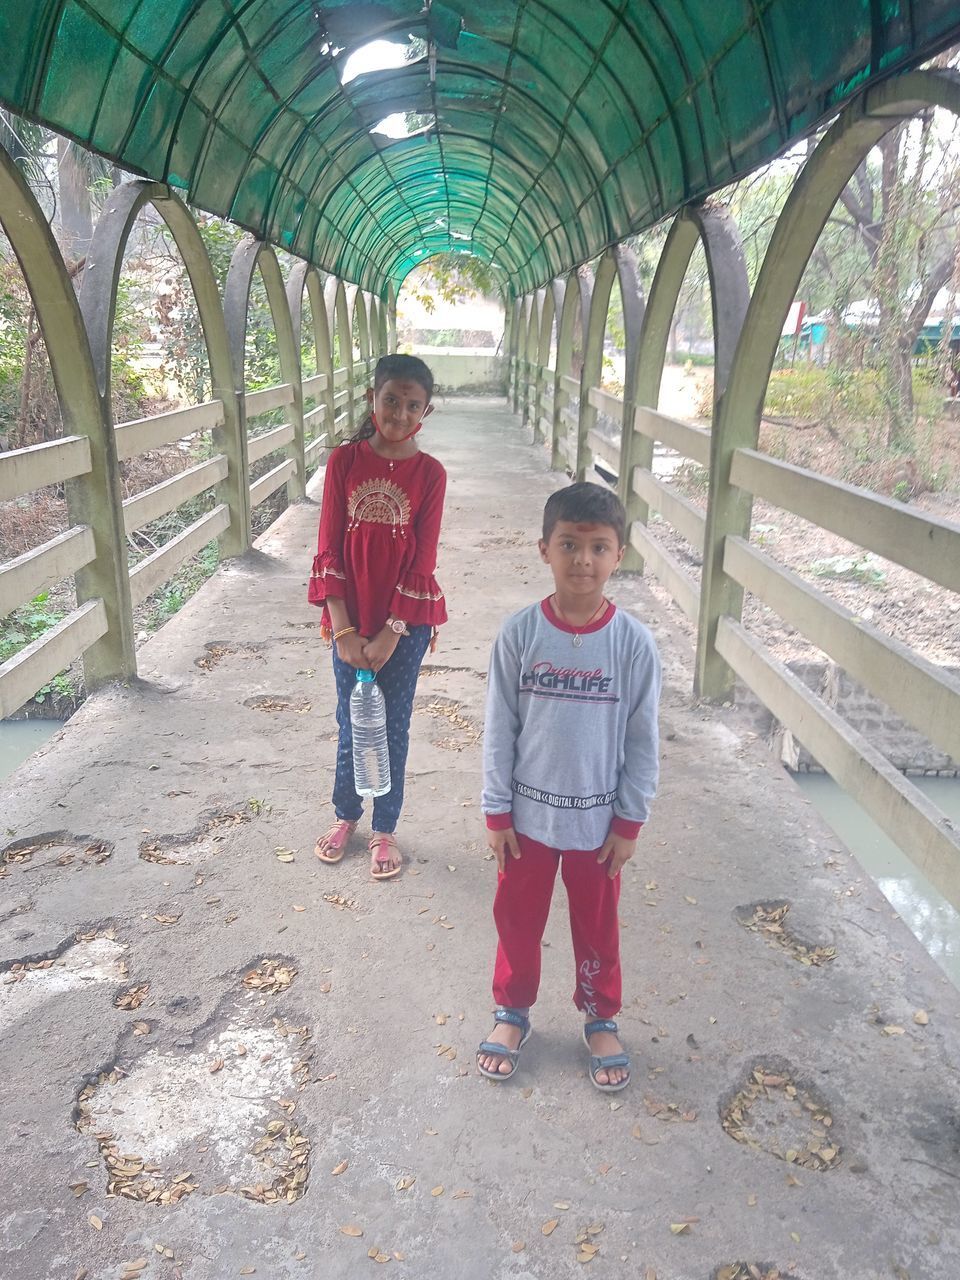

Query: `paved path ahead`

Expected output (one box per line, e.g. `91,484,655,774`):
2,400,959,1280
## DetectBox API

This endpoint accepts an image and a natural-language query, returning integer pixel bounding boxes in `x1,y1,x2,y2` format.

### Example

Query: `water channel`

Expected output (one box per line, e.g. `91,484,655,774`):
1,721,958,987
795,772,960,989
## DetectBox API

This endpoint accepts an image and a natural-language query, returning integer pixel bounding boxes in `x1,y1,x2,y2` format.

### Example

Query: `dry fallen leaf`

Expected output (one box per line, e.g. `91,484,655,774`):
511,1241,525,1253
88,1214,103,1231
209,1057,224,1073
396,1176,416,1191
747,1193,758,1207
292,905,306,912
541,1219,559,1236
332,1160,348,1176
914,1009,930,1025
69,1181,88,1196
882,1024,906,1036
340,1224,363,1238
669,1223,689,1235
240,1269,256,1276
320,983,332,994
431,1185,444,1197
132,1021,150,1036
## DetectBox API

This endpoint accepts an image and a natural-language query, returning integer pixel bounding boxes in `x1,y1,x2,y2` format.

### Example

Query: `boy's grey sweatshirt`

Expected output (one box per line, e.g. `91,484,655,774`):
482,599,661,851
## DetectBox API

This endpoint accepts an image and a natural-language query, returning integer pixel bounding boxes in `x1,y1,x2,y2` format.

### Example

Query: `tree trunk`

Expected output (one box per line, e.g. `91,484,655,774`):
57,137,93,263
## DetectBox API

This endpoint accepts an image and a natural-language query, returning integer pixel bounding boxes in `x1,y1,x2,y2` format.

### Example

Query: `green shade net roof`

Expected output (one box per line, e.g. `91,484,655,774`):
2,1,959,295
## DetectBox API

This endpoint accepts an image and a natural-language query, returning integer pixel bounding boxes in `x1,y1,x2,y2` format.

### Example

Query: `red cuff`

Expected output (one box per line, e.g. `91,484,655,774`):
610,817,643,840
485,811,514,831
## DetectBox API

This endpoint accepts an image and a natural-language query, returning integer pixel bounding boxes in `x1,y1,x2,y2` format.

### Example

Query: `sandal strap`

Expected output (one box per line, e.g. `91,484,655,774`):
584,1018,619,1037
590,1053,630,1071
494,1008,530,1033
477,1041,519,1064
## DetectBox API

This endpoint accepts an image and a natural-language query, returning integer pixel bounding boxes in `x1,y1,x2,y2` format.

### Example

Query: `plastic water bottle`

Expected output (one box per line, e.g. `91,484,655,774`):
350,669,391,798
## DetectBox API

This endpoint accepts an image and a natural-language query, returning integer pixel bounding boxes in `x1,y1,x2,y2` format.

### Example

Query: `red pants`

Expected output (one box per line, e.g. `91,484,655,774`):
492,833,622,1018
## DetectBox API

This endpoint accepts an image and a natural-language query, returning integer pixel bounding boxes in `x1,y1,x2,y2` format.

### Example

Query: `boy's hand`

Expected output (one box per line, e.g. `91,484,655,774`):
487,825,522,872
597,831,637,879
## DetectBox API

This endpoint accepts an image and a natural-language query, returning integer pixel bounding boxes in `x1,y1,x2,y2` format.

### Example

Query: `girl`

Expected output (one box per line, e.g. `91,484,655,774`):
309,354,446,880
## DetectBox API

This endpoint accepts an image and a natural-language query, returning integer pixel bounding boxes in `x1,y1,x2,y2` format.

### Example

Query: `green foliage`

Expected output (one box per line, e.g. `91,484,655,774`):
140,540,220,632
765,364,940,423
808,553,887,586
404,253,503,313
0,591,64,663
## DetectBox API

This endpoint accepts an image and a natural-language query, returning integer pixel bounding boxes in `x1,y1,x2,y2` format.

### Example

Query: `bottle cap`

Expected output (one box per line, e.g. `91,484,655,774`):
356,668,375,682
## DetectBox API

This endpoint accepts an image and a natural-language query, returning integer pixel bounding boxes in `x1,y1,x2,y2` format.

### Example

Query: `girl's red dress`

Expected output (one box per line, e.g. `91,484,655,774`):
308,438,447,638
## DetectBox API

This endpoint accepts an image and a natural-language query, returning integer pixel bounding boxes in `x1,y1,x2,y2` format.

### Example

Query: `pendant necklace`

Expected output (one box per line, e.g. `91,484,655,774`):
551,595,608,648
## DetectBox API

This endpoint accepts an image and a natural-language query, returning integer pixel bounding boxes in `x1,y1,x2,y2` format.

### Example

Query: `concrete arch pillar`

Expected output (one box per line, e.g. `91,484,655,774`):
287,262,334,462
696,68,960,697
553,269,591,473
224,236,305,503
579,247,645,484
625,204,747,567
0,148,135,687
325,278,353,440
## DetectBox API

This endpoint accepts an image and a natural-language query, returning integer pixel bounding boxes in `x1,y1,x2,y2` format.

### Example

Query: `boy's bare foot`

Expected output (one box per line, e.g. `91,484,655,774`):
476,1008,532,1080
477,1021,524,1076
583,1018,631,1091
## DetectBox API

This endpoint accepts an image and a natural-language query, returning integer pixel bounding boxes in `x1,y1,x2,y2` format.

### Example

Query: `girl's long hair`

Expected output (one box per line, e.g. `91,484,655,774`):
348,354,435,443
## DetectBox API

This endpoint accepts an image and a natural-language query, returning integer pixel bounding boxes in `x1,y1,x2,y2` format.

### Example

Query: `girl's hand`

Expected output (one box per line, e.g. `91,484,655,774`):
361,627,401,673
487,825,522,872
336,632,369,668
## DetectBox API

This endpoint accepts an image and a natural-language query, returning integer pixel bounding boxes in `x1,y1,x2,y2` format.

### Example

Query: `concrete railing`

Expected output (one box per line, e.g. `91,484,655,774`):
0,158,391,720
504,71,960,911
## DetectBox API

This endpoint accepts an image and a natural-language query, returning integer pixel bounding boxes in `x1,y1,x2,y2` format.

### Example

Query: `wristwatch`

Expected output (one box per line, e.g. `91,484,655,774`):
386,617,410,636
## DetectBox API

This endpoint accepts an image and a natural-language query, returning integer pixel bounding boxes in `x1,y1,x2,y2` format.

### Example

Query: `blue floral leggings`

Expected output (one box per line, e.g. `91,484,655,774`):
330,624,432,834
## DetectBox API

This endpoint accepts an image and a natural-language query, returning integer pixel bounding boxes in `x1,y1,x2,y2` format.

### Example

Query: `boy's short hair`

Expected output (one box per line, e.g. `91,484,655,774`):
542,482,626,547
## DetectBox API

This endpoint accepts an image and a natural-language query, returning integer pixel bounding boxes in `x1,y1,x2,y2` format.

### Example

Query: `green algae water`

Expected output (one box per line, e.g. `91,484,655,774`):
0,721,60,784
795,773,960,989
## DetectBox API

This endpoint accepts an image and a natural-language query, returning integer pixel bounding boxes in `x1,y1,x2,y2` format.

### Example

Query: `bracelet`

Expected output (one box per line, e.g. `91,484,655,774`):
333,626,357,642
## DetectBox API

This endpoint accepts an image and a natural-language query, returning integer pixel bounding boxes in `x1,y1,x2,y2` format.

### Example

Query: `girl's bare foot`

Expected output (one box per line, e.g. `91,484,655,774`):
369,832,402,880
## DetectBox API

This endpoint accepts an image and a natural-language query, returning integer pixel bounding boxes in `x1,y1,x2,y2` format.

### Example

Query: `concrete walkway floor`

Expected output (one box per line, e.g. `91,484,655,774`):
1,399,959,1280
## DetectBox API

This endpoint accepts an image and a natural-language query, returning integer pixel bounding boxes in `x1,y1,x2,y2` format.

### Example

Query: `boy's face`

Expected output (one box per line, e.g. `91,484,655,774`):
538,520,624,596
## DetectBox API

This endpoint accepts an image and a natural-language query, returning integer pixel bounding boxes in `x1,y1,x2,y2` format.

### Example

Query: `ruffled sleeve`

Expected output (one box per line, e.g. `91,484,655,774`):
308,549,347,607
389,570,447,627
308,447,349,608
389,458,447,627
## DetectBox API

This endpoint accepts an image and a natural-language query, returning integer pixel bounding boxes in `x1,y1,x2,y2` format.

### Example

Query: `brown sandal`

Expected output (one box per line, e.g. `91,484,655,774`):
314,819,358,864
369,833,402,881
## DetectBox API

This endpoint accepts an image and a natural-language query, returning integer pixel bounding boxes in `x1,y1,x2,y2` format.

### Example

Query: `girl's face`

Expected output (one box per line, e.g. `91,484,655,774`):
368,378,433,444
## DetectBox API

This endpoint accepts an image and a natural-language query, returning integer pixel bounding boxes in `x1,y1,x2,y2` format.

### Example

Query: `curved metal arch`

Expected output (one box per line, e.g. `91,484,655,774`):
696,67,960,696
328,163,553,266
308,141,571,282
0,144,135,683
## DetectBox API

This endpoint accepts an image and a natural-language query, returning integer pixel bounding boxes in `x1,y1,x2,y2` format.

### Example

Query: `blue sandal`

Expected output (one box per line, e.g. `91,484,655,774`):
476,1008,532,1081
583,1018,631,1093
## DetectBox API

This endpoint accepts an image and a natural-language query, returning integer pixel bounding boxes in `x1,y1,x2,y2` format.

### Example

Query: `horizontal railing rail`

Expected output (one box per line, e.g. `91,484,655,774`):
730,448,960,594
115,400,224,462
0,436,93,503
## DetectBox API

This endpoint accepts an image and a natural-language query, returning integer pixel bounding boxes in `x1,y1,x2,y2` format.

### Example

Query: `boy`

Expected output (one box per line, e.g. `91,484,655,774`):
477,483,661,1092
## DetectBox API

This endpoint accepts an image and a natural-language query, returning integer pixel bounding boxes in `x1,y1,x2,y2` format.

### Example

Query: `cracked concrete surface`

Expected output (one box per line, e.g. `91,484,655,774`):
1,399,959,1280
